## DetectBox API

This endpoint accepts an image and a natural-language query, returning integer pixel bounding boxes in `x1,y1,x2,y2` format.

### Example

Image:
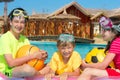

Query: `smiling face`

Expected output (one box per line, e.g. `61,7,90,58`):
58,42,74,59
10,16,26,35
102,28,115,41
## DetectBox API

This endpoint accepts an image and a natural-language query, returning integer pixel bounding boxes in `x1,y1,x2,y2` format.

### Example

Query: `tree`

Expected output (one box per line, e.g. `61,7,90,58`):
0,0,14,33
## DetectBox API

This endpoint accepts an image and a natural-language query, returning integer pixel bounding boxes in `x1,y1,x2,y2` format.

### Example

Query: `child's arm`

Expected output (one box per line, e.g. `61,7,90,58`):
59,68,80,80
4,50,48,67
82,53,115,69
63,68,81,76
44,67,56,80
38,63,51,75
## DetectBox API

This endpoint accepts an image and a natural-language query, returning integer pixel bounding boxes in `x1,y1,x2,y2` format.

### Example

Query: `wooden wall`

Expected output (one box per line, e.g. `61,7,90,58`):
23,5,93,39
23,18,92,39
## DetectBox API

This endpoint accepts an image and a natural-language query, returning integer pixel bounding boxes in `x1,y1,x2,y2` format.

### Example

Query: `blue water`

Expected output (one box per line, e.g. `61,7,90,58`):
30,41,106,63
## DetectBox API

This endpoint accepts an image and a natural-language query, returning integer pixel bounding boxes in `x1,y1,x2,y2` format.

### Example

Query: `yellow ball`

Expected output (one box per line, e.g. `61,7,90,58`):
16,45,45,71
85,47,115,68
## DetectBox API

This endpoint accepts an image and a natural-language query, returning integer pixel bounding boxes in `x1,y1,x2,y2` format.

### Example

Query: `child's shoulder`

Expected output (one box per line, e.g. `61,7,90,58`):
73,51,80,54
52,51,61,56
72,51,81,57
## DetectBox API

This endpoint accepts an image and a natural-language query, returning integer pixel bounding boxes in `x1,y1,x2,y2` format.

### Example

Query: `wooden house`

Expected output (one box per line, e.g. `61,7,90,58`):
1,1,120,42
86,8,120,36
25,2,94,42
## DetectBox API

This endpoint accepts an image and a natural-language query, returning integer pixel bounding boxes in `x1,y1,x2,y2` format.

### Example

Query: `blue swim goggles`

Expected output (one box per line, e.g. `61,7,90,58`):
58,33,75,42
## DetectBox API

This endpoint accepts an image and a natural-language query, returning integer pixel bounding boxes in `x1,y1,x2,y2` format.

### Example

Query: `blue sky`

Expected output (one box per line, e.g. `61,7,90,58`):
0,0,120,16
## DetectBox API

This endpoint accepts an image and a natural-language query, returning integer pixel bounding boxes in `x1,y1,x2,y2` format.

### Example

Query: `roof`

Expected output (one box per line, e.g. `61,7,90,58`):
29,1,120,20
90,12,104,20
29,14,49,19
86,8,120,18
47,1,90,18
109,8,120,17
48,14,81,20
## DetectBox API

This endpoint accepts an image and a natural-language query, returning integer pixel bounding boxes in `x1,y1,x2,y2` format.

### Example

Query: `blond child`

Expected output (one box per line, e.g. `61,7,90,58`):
46,33,82,80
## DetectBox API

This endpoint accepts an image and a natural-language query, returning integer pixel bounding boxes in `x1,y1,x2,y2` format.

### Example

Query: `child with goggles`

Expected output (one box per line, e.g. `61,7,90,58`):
45,33,82,80
0,8,48,78
77,17,120,80
8,8,28,21
12,9,28,18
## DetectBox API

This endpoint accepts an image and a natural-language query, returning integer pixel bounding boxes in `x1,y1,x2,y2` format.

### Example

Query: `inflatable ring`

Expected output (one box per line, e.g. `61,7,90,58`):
85,47,115,68
0,73,7,80
94,76,120,80
8,76,120,80
26,76,78,80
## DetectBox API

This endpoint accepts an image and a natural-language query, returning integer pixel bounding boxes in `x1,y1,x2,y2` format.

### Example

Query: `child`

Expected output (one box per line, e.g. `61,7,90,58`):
46,33,82,79
0,8,48,78
77,16,120,80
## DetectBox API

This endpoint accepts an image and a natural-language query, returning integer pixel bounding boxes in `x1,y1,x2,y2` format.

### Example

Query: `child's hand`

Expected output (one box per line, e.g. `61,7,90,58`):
32,50,48,60
44,73,55,80
59,73,68,80
39,50,48,60
39,64,50,75
81,60,87,68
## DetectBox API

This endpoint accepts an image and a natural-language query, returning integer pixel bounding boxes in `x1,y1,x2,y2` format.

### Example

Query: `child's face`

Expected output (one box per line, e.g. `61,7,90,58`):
58,43,74,59
10,16,25,34
102,29,115,41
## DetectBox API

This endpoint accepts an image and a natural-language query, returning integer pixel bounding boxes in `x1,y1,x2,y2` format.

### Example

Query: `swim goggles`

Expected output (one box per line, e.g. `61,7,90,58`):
58,33,75,42
112,24,120,32
102,28,111,32
13,9,28,18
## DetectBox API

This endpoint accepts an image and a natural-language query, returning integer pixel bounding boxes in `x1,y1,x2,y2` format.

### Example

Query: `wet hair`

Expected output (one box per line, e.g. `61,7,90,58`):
105,28,120,53
57,40,75,48
8,7,28,21
57,33,75,47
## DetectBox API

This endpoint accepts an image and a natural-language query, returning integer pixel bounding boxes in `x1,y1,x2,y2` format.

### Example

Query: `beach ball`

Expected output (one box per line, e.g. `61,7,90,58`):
16,45,45,71
85,47,115,68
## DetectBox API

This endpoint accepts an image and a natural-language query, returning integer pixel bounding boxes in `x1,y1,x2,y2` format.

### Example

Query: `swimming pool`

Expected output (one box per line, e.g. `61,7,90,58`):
30,41,106,63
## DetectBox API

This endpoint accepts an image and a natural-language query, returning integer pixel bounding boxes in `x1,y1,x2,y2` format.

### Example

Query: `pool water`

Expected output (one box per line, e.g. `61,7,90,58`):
30,41,106,63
